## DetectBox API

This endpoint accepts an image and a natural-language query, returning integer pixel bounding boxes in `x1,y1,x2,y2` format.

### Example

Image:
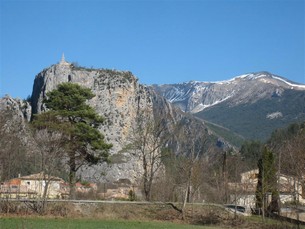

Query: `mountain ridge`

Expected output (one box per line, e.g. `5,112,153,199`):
153,71,305,113
153,71,305,144
1,61,304,182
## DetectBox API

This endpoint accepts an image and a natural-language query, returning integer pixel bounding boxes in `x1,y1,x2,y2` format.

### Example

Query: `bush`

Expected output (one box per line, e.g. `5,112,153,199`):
0,199,18,213
49,203,72,217
128,190,136,201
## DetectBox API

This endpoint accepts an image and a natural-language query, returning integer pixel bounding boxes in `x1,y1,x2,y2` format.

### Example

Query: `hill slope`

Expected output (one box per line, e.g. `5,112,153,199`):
153,72,305,144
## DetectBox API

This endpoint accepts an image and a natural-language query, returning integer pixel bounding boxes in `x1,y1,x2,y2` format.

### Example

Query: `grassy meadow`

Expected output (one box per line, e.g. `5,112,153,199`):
0,202,304,229
0,217,222,229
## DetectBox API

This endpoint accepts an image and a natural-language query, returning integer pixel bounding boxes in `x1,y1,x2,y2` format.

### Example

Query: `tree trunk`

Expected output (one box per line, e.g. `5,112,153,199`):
41,179,50,214
69,156,77,199
144,179,150,201
143,156,151,201
222,151,228,203
182,187,188,220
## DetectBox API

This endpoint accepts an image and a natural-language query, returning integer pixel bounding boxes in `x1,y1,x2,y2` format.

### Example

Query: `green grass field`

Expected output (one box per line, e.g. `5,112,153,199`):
0,217,223,229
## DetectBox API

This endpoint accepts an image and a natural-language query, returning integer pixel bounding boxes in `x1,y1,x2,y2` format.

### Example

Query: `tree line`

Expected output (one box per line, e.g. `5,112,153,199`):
1,83,304,218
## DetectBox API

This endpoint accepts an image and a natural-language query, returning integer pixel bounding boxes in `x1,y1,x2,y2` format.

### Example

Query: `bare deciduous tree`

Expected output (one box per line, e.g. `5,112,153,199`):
0,109,35,181
283,128,305,227
168,122,209,220
35,130,65,186
19,128,67,214
130,109,170,201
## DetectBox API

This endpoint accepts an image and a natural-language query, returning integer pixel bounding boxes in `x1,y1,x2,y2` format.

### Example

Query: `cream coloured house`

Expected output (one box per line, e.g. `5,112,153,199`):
0,172,66,199
228,169,305,208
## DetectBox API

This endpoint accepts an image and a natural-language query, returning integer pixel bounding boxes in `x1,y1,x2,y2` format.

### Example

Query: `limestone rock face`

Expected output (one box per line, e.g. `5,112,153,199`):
1,60,222,184
30,62,168,183
0,95,32,122
0,95,35,152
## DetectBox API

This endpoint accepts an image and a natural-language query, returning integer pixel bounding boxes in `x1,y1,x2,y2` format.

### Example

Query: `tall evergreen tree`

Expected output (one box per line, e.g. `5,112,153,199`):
32,83,112,199
255,147,279,215
240,140,263,169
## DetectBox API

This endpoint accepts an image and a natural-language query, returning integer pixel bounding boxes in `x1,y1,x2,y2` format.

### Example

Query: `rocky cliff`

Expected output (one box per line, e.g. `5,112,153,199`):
0,95,32,142
0,95,40,180
30,59,217,183
31,60,150,182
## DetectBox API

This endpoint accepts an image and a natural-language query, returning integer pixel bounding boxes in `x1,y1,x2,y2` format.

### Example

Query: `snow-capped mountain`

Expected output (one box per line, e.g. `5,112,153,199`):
153,72,305,114
153,72,305,144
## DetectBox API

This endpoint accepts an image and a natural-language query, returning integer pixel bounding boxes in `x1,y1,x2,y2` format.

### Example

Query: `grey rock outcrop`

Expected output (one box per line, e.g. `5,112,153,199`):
1,59,219,184
31,62,146,182
0,95,36,156
30,61,200,183
0,95,32,122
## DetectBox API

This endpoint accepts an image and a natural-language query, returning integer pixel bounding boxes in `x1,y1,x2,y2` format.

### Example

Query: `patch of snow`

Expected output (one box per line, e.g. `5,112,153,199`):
252,74,267,80
211,77,237,84
266,112,283,120
191,95,233,113
271,76,305,89
211,73,264,84
191,103,206,113
236,73,267,80
165,86,195,102
260,78,272,84
237,74,250,79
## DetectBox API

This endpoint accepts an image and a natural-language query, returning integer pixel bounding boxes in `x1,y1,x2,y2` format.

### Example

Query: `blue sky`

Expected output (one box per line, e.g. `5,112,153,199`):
1,0,304,99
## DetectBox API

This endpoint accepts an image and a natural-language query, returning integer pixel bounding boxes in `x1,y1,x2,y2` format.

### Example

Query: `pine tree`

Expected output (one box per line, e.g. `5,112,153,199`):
32,83,112,199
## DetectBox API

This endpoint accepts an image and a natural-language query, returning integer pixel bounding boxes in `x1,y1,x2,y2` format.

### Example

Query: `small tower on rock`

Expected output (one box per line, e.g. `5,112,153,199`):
59,53,70,65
